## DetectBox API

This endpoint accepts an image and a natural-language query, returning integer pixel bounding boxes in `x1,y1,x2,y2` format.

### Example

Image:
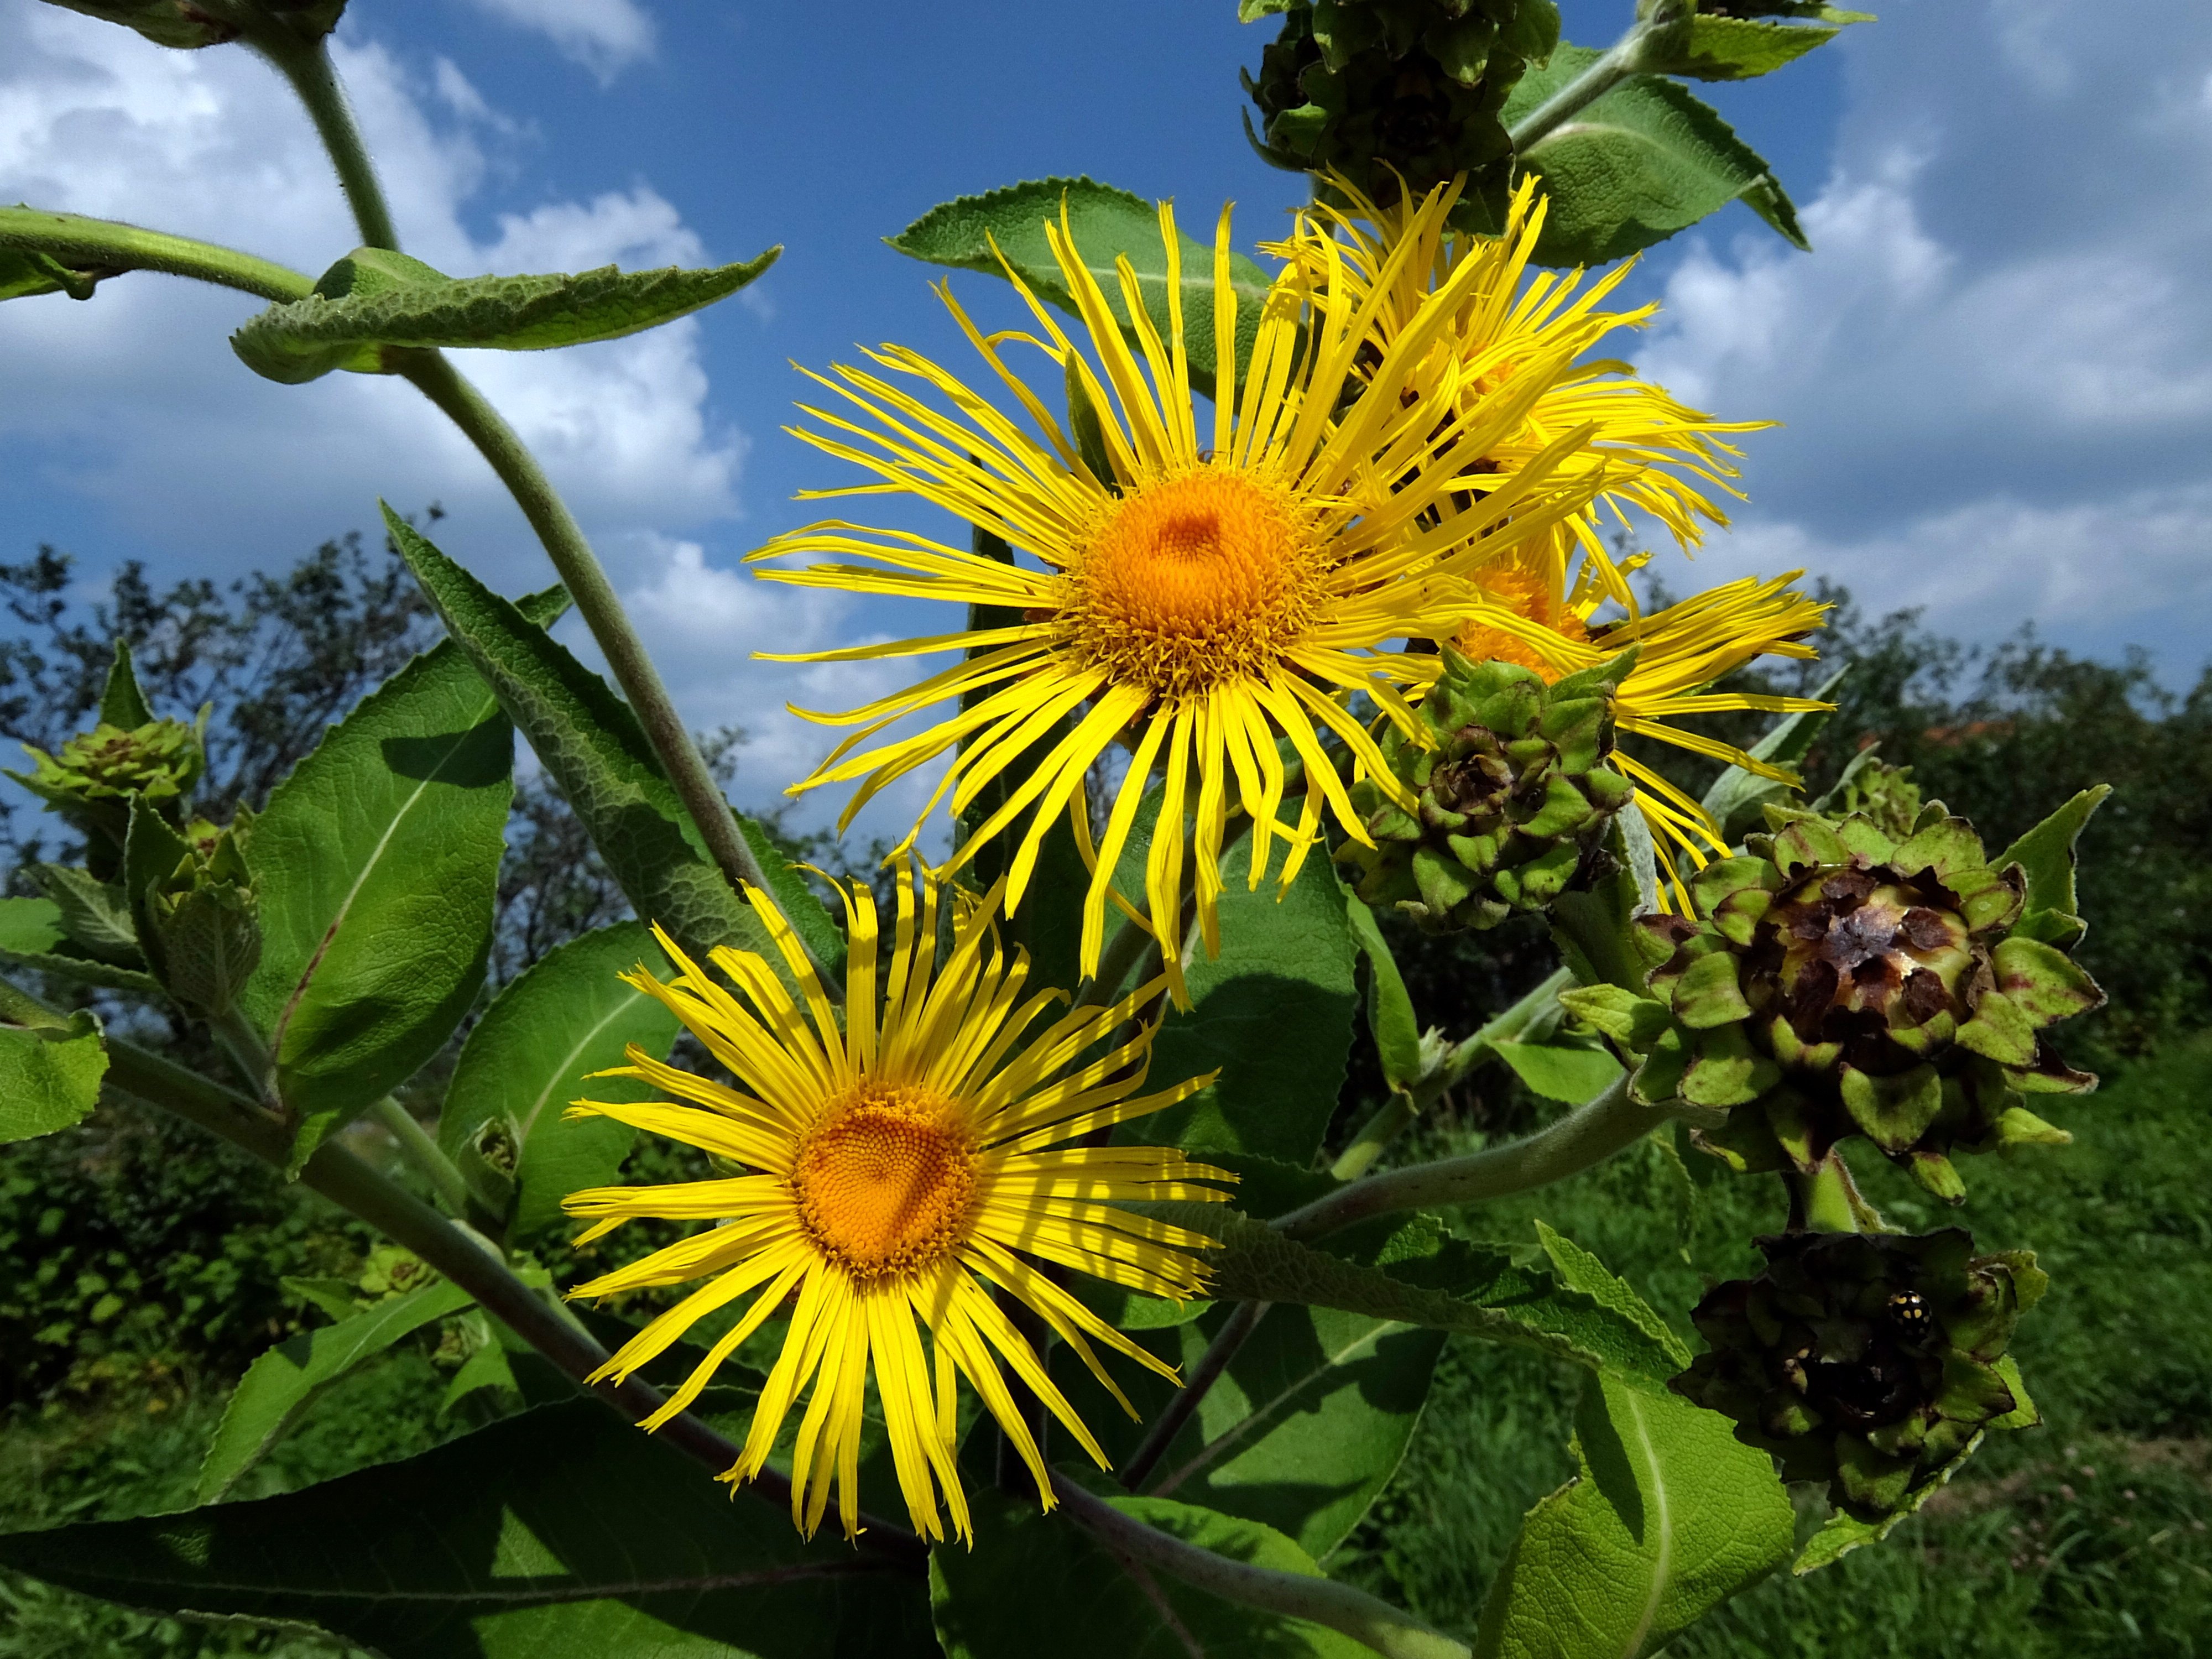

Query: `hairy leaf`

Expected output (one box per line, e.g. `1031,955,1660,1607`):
0,893,159,993
0,1010,107,1145
194,1277,475,1503
889,178,1271,397
0,1401,933,1657
233,246,779,385
1650,14,1858,81
439,921,682,1237
1507,48,1808,265
1473,1374,1793,1658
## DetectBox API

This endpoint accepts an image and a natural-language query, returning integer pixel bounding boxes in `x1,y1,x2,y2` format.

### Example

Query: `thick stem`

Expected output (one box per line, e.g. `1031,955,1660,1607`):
1119,1300,1271,1492
0,207,311,302
368,1095,469,1215
96,1030,924,1565
247,34,400,251
1051,1474,1470,1659
1506,0,1688,154
209,1004,281,1112
1788,1151,1865,1234
1331,1097,1419,1183
394,353,826,987
1276,1074,1670,1241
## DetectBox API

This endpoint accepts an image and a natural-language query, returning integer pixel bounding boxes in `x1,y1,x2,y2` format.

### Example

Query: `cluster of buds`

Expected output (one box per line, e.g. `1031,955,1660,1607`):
1672,1229,2043,1517
1241,0,1560,231
141,815,262,1019
1565,787,2103,1200
1338,648,1634,932
9,717,204,878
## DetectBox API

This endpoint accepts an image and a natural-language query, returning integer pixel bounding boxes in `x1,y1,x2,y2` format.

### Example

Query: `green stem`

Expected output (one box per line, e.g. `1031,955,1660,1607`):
1331,1095,1420,1183
1506,0,1689,154
1277,1074,1671,1241
0,207,311,302
245,34,400,251
368,1095,469,1215
1790,1151,1865,1234
1051,1473,1470,1659
1119,1300,1271,1492
394,352,825,986
93,1026,922,1565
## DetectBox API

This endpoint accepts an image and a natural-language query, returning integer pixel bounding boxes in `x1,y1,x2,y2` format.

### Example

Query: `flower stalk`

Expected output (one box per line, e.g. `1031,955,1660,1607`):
1507,0,1691,154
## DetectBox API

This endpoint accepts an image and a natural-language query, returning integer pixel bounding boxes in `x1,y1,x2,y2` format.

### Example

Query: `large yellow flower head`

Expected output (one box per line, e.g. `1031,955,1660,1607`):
1274,171,1767,608
561,874,1230,1544
750,197,1606,1001
1447,541,1832,905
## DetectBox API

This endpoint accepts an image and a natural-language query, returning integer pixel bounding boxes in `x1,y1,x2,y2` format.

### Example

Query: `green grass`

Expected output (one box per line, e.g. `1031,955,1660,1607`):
1334,1034,2212,1656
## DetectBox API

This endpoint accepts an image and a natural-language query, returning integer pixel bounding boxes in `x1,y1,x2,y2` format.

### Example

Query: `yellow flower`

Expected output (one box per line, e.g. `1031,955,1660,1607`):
750,197,1604,1000
561,873,1230,1545
1273,171,1767,609
1439,545,1832,905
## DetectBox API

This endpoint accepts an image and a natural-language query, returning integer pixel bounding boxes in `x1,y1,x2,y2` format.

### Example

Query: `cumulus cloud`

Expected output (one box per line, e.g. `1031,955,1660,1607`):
462,0,656,83
1629,0,2212,676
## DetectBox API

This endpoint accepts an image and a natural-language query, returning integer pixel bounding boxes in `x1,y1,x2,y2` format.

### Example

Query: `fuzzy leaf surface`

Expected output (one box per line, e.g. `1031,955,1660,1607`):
0,1010,107,1144
889,177,1271,395
0,894,160,993
439,921,682,1237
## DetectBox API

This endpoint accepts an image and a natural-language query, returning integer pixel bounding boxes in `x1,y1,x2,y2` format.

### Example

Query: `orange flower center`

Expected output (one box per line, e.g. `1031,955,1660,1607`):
1451,567,1589,683
1066,468,1322,701
791,1088,976,1282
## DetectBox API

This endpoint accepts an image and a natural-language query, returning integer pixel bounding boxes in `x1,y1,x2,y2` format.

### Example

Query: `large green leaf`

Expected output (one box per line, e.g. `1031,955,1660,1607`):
194,1277,475,1503
1646,14,1864,81
889,178,1272,397
235,636,514,1164
1345,893,1424,1094
0,894,159,994
1699,666,1848,844
1472,1373,1793,1658
1491,1040,1624,1105
1506,48,1808,265
1131,839,1359,1165
232,244,780,385
0,1010,107,1145
384,512,840,977
439,921,682,1237
931,1487,1366,1659
29,864,142,966
0,1400,933,1657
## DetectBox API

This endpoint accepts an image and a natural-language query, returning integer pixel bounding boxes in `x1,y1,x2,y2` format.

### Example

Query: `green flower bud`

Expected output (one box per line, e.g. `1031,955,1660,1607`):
1241,0,1561,232
8,718,204,879
144,815,260,1019
1337,647,1635,933
1591,792,2103,1199
1830,756,1923,841
1671,1229,2044,1519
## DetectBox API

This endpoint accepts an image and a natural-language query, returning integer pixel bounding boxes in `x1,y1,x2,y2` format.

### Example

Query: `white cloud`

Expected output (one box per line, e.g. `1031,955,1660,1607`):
462,0,655,82
1626,0,2212,677
0,7,744,599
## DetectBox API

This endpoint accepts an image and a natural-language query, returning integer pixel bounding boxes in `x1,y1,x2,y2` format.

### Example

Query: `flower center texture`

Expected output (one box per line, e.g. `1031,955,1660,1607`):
1066,468,1322,700
1451,567,1589,682
792,1088,977,1282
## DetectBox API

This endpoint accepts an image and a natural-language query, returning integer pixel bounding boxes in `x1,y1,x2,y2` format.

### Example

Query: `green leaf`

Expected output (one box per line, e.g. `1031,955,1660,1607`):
1492,1039,1624,1104
888,178,1272,398
1533,1222,1691,1370
29,864,142,966
1650,15,1856,81
1134,837,1359,1164
1505,48,1809,265
0,894,160,993
235,635,514,1166
99,639,155,728
1996,785,2109,947
0,244,96,302
931,1486,1366,1659
194,1277,474,1503
439,922,682,1238
0,1010,108,1145
1473,1374,1793,1658
232,244,780,385
1700,666,1848,844
1344,893,1425,1094
384,511,823,976
1551,859,1647,993
0,1400,934,1657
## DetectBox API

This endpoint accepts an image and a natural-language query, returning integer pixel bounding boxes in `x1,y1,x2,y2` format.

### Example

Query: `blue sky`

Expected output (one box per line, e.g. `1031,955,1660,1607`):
1,0,2206,835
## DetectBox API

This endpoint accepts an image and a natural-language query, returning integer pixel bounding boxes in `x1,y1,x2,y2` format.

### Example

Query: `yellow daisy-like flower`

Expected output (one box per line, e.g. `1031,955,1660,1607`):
561,874,1231,1543
749,197,1606,1000
1274,170,1767,608
1443,543,1832,904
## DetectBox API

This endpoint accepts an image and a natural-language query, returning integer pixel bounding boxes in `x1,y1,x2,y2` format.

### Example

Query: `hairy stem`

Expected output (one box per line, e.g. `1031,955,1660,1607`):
1277,1074,1673,1240
1788,1150,1866,1234
94,1026,922,1564
0,207,311,302
246,34,400,251
395,353,827,986
367,1095,469,1215
1051,1474,1470,1659
1506,0,1689,154
1119,1300,1271,1492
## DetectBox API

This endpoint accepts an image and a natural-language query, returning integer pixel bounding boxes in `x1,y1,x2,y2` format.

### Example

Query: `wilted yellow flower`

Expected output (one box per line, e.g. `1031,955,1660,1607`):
751,197,1603,1000
562,874,1230,1543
